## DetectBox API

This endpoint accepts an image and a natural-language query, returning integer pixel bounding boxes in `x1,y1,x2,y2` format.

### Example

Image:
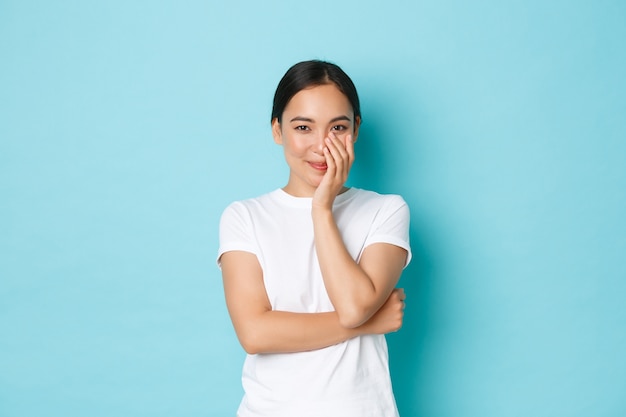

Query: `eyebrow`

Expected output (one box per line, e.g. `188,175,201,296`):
289,115,352,123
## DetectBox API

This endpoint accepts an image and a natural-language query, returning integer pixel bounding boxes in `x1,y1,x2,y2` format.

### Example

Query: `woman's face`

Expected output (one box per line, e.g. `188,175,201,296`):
272,83,360,197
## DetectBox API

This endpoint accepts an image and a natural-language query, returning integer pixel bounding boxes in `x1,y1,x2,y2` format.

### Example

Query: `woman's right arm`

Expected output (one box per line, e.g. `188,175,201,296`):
220,250,405,355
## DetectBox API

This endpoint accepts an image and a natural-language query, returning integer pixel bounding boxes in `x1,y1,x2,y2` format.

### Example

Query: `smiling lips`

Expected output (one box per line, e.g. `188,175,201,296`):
309,161,328,171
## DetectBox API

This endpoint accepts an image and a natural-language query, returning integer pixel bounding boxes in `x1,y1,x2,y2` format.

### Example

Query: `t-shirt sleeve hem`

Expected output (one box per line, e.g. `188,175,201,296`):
216,243,259,269
363,235,412,268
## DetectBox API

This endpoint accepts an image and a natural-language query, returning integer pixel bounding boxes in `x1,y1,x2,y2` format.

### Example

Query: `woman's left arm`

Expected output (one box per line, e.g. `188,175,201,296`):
312,132,408,328
313,209,407,329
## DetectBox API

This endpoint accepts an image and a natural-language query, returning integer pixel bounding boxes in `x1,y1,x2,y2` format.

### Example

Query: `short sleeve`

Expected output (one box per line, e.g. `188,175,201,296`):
217,201,259,268
363,195,412,267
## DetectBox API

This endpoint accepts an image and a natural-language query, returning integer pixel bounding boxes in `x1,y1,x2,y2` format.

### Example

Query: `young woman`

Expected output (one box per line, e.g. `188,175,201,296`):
218,60,411,417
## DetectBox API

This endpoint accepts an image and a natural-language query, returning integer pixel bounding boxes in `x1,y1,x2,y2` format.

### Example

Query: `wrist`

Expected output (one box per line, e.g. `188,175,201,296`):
311,204,334,219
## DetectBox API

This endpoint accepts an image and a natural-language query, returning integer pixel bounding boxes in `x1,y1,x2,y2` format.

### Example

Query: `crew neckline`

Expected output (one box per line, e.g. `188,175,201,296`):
271,187,358,208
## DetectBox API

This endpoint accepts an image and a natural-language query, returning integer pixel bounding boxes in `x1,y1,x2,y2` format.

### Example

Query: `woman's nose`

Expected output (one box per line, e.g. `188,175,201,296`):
312,131,326,154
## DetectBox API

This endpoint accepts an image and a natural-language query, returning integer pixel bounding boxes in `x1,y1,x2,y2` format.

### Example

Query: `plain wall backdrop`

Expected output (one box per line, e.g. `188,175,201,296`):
1,1,625,416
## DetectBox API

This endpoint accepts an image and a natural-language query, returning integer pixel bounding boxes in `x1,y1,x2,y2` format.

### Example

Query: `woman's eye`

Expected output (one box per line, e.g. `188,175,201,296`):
295,125,310,131
332,125,347,131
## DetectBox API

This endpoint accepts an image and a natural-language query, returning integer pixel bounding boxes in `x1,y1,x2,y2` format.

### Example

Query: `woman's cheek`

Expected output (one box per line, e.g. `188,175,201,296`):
330,130,347,140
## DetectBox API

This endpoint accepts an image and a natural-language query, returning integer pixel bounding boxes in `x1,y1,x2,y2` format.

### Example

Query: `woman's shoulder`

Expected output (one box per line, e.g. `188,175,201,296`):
349,188,408,208
221,189,282,214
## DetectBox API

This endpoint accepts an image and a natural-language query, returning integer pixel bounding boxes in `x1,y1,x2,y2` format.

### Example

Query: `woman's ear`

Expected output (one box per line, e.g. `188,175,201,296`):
352,116,361,143
272,118,283,145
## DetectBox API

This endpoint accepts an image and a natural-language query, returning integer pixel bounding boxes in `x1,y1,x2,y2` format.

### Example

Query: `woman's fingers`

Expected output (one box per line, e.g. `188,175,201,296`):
325,133,351,179
314,132,353,208
315,131,354,209
396,288,406,301
329,133,350,164
323,145,336,176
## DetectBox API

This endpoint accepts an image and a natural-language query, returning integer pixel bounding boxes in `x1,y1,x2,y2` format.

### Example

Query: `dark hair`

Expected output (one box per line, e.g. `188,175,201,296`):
271,60,361,123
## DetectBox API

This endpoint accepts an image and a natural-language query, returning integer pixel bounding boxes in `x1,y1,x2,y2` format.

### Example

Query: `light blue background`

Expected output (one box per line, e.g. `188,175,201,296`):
1,1,625,416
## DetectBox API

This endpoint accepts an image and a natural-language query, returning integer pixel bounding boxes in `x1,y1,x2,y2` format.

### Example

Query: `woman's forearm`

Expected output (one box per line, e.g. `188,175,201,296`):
236,290,405,355
236,310,360,354
222,250,370,355
312,207,382,328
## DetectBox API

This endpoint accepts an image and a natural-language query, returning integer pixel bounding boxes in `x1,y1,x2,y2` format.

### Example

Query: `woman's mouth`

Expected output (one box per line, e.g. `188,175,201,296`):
309,162,328,171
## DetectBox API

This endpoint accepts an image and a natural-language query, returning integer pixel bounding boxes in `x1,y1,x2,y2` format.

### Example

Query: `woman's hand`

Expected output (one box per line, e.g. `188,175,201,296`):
358,288,406,335
312,132,354,210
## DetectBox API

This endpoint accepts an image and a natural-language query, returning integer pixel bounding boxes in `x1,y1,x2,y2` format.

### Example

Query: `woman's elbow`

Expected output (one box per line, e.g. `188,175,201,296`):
236,327,265,355
239,339,260,355
337,305,370,329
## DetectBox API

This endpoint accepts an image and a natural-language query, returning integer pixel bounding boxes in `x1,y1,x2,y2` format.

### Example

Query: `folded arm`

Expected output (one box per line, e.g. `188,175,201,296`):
220,250,405,355
312,208,408,328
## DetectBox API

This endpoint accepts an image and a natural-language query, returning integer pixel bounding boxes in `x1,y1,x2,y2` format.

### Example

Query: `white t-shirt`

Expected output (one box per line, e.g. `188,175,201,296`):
217,187,411,417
